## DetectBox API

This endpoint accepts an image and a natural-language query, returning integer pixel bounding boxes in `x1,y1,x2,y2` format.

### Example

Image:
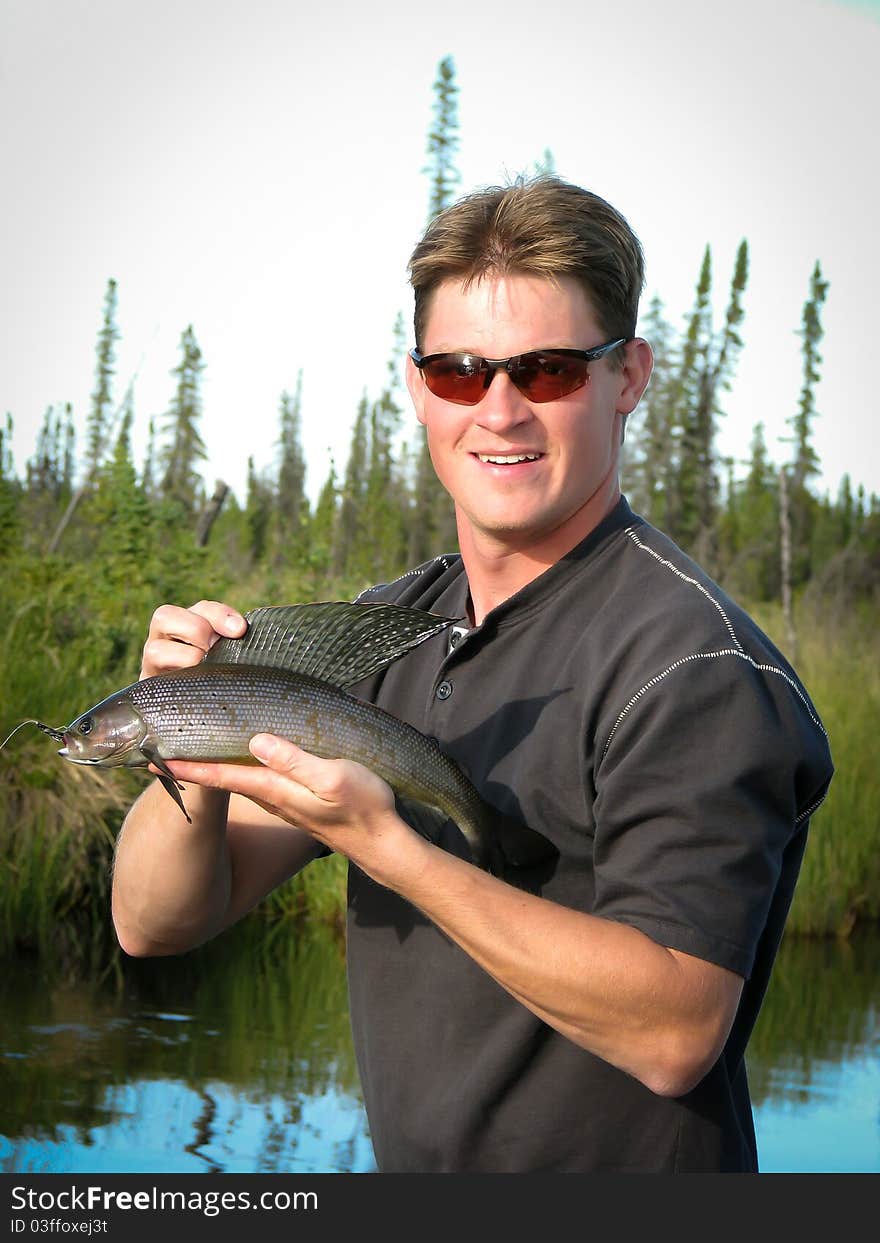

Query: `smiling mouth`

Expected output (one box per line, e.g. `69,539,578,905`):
475,453,543,465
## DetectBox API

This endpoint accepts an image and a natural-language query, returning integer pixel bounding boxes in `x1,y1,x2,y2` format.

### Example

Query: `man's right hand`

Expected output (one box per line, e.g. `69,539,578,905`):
139,600,247,679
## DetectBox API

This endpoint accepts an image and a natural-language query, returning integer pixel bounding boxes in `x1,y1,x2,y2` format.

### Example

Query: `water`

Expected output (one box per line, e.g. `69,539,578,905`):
747,929,880,1172
1,922,877,1173
0,923,377,1174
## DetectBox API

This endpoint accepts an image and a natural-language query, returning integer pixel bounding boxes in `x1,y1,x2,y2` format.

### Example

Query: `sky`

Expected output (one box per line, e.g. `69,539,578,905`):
2,0,879,509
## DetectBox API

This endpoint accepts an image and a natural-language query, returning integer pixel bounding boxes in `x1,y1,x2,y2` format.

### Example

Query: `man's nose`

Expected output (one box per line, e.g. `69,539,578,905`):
473,372,533,430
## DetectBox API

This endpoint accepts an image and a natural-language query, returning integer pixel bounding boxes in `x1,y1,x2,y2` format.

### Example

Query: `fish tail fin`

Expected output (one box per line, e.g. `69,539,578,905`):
491,811,559,874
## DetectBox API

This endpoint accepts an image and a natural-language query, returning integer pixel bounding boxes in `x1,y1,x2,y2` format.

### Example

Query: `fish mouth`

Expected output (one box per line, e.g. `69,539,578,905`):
57,747,101,765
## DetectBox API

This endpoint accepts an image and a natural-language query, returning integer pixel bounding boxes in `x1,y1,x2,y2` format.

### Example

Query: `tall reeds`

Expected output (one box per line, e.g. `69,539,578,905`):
762,603,880,937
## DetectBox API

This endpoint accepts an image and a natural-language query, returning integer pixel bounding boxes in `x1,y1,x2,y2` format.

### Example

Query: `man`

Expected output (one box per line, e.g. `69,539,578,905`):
111,176,833,1172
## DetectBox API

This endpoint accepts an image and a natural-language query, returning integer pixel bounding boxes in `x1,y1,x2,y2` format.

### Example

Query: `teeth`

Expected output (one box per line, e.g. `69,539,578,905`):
477,453,541,464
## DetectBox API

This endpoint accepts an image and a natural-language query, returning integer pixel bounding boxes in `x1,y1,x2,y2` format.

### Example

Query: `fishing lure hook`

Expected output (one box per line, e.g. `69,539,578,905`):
0,719,66,750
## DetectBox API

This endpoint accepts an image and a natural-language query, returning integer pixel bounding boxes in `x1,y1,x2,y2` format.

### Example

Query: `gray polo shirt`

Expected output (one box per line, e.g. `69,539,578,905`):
345,497,833,1172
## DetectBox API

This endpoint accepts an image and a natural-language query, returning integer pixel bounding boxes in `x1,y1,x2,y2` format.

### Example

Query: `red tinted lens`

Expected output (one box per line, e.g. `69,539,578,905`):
512,352,590,401
420,355,489,404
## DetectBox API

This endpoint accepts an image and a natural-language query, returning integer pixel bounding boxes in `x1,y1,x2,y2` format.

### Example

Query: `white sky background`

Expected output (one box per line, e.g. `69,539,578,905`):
2,0,878,509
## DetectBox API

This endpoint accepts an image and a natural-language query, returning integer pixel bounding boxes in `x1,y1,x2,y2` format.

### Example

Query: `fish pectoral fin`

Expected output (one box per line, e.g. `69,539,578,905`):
142,745,192,824
157,774,192,824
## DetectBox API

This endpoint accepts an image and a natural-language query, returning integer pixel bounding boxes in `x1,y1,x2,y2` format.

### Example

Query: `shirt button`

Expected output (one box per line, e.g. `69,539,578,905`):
436,680,453,700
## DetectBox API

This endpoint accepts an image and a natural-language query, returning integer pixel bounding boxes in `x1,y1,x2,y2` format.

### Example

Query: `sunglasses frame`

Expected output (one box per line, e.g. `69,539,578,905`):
409,339,628,405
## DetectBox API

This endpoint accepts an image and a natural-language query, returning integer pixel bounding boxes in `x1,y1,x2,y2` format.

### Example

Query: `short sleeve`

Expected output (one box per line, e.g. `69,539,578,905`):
591,651,832,977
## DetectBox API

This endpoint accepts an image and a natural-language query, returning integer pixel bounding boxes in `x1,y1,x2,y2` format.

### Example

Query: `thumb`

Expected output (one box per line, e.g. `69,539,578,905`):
249,734,305,770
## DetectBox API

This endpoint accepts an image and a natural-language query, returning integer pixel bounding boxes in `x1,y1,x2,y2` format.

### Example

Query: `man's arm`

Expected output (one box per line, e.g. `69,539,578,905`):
111,780,322,957
387,832,743,1098
165,735,744,1097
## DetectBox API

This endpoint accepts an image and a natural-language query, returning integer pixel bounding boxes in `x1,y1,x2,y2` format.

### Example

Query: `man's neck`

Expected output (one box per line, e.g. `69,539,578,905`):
457,486,621,627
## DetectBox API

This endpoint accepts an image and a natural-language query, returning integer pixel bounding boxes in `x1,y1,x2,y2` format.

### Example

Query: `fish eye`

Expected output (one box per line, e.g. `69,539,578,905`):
79,716,93,736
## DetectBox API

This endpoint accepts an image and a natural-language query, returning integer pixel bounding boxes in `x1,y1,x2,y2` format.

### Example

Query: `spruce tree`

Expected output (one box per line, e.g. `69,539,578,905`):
0,412,20,548
0,413,13,479
726,422,780,599
694,239,748,563
716,456,740,574
86,278,120,477
786,260,828,584
424,55,461,222
620,294,677,524
409,55,463,566
310,458,338,589
28,406,63,496
790,261,828,490
47,291,131,553
669,246,713,547
142,417,157,499
282,372,313,539
363,314,409,579
91,398,153,580
837,474,854,547
158,324,207,516
334,393,371,578
60,403,75,498
245,455,273,566
274,374,309,562
671,241,749,567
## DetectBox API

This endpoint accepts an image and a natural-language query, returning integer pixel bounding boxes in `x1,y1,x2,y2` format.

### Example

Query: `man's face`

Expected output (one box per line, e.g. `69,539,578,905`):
406,273,649,559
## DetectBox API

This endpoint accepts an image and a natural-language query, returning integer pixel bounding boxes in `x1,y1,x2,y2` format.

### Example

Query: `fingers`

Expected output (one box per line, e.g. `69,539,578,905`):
162,737,395,828
248,735,394,812
140,600,247,678
160,746,315,811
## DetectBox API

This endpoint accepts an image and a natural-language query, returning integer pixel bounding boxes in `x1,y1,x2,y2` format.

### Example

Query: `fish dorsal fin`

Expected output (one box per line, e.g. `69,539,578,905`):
204,601,456,687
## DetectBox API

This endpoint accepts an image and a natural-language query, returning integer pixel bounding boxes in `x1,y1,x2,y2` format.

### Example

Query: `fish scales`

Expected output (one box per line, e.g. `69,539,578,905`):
120,664,490,861
128,666,467,810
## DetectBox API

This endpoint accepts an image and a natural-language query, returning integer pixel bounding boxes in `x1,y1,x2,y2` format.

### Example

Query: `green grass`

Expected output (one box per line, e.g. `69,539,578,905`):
749,600,880,936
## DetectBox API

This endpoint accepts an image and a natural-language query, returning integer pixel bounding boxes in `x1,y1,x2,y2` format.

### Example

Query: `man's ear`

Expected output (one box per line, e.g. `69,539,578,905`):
616,338,654,416
405,353,428,427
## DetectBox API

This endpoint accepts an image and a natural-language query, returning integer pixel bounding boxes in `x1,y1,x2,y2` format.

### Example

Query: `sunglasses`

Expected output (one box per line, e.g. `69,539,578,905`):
409,339,627,406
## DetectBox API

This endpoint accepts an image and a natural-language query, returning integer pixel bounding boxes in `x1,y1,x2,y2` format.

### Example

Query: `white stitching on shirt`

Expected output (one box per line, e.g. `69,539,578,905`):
795,794,826,826
624,526,743,651
355,555,456,602
602,648,827,761
603,526,830,770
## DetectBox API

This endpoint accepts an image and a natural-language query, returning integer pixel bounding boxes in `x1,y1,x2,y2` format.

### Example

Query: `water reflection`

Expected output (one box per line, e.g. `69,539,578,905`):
0,921,375,1173
1,921,877,1173
747,927,880,1172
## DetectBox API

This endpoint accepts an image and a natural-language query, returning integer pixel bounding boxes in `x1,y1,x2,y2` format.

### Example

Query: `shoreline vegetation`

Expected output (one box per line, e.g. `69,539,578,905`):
0,582,876,971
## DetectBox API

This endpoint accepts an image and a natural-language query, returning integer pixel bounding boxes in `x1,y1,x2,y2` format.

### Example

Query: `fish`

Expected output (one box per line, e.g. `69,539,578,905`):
17,601,556,875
